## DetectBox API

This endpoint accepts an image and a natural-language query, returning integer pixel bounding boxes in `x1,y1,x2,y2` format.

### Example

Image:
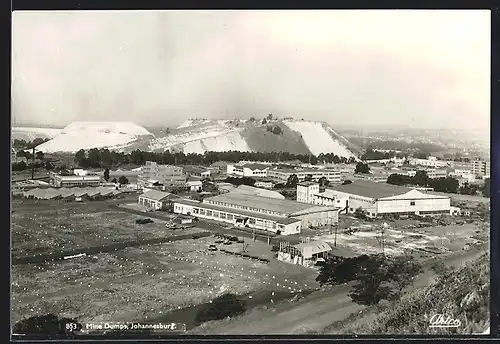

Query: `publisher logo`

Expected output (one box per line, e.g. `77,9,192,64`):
429,314,461,328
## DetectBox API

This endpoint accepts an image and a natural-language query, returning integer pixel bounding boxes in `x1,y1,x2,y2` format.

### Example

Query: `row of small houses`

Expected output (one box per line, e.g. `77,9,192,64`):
22,186,123,200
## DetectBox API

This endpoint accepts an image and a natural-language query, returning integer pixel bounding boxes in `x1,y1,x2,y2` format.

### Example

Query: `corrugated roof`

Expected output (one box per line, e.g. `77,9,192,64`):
297,181,319,187
204,192,336,216
241,163,270,170
174,198,302,225
295,241,332,258
230,185,285,200
327,180,413,199
140,189,172,201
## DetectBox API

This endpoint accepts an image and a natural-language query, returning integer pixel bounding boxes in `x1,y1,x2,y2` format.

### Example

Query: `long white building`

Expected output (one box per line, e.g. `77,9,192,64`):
173,192,339,235
226,163,271,177
267,168,342,184
297,180,452,218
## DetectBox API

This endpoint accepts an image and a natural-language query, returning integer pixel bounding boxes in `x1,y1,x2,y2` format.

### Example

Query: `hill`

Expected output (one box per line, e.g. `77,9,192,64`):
23,119,360,158
146,118,359,158
33,122,153,153
11,127,63,142
330,252,489,335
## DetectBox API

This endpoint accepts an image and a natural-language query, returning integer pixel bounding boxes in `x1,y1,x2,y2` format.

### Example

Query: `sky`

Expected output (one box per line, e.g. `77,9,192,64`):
12,10,490,131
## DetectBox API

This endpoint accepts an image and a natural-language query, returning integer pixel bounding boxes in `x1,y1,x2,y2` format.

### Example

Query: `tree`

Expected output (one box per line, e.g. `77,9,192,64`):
44,161,53,170
316,255,371,286
319,176,330,187
74,149,87,167
482,178,490,197
261,118,267,125
111,177,117,183
304,174,313,182
355,162,370,174
35,151,45,160
285,174,299,188
104,168,110,182
348,255,422,306
267,113,273,120
412,170,429,186
118,176,129,185
354,207,366,219
12,161,27,171
459,182,479,196
194,293,246,325
387,174,412,186
429,177,459,194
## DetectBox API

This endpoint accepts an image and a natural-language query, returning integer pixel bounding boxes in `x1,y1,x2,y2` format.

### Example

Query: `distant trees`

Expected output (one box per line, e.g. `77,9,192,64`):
13,137,50,150
261,119,267,125
70,149,358,169
118,176,129,185
111,177,117,184
224,176,256,187
459,183,480,196
319,176,330,187
12,161,27,171
354,207,366,219
387,172,459,194
387,174,413,186
104,168,110,182
355,162,370,174
304,174,313,182
35,151,45,160
267,113,273,120
482,178,490,197
286,174,299,188
412,170,429,187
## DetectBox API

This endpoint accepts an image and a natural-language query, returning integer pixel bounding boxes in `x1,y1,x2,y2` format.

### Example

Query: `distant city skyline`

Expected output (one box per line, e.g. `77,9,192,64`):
12,10,490,132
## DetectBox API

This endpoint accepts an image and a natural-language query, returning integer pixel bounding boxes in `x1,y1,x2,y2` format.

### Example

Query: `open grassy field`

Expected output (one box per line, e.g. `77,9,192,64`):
11,203,185,258
312,216,488,257
12,235,319,326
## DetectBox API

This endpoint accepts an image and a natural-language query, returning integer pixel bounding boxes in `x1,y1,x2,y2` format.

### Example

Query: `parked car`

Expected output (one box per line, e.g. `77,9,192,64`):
223,240,232,245
192,235,200,239
136,218,154,224
215,240,223,244
208,244,217,251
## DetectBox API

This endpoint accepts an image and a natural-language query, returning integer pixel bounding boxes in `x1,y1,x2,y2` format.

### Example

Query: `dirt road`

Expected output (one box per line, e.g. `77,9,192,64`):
188,246,487,335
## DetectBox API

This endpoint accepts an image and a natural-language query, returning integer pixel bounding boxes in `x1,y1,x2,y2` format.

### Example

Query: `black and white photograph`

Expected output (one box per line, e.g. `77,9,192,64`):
11,10,490,336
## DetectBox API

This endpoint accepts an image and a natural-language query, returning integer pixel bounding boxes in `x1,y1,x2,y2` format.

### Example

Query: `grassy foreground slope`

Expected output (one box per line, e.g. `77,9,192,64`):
334,252,489,335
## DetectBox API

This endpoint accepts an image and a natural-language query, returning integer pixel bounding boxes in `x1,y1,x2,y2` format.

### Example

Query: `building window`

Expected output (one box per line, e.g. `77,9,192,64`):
410,201,415,206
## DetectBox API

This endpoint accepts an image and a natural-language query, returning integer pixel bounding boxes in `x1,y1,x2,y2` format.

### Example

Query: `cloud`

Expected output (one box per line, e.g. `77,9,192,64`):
12,10,489,131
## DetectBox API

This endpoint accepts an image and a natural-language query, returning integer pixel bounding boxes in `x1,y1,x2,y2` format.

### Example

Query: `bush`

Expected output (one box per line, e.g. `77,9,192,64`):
194,293,246,325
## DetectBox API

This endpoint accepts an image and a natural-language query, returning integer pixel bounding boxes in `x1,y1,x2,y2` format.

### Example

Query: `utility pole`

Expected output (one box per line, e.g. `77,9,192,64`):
31,147,35,180
334,224,338,247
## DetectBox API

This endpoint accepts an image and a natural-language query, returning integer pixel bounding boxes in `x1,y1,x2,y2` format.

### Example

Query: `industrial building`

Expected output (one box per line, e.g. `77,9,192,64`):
449,159,490,177
297,182,348,209
267,168,342,184
49,171,101,188
138,189,176,210
226,163,271,177
173,193,339,235
184,165,211,179
297,180,452,218
137,161,186,188
277,240,332,267
253,177,275,189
